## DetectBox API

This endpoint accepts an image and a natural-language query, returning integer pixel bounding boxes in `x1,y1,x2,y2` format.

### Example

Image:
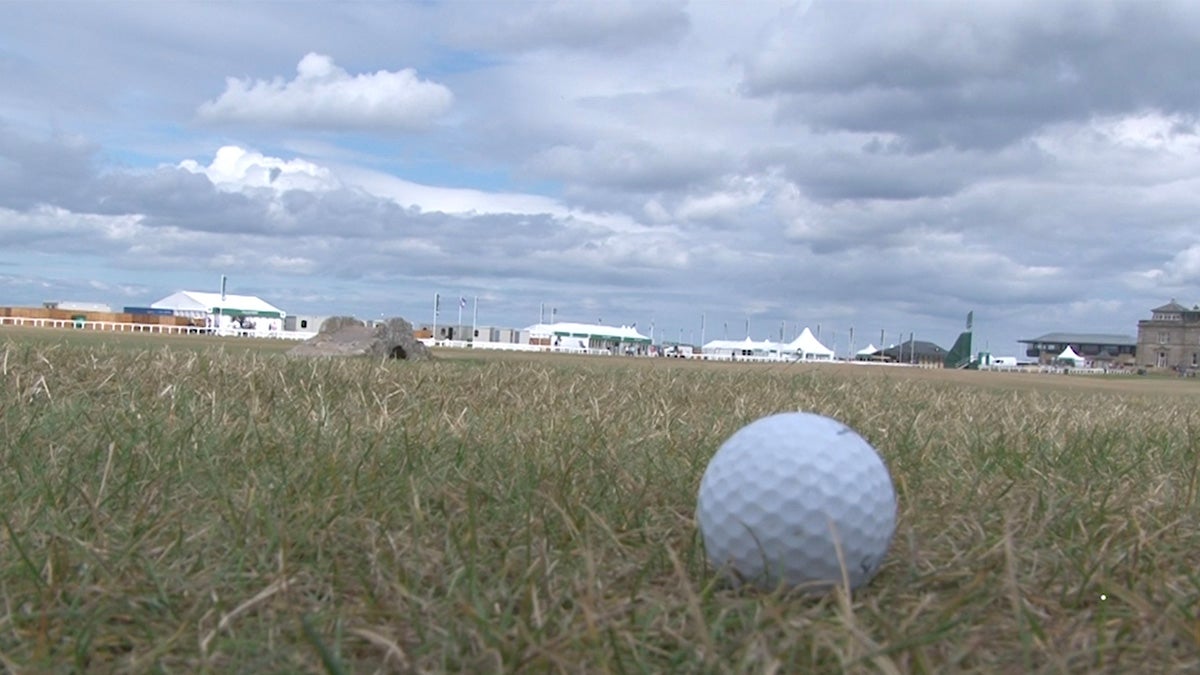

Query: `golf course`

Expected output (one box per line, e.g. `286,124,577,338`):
1,325,1197,672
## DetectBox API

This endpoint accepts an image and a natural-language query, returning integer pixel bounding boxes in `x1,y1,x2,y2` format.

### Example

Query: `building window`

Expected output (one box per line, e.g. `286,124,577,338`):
1193,353,1198,367
300,319,308,329
1158,331,1169,344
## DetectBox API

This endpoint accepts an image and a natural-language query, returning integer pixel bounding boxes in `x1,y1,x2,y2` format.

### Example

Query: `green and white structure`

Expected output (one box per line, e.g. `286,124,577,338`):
523,322,652,354
151,290,287,335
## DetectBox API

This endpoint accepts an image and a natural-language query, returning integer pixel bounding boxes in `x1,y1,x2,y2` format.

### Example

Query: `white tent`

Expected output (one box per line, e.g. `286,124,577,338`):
151,290,286,335
152,290,286,319
856,343,878,356
784,327,835,360
702,336,787,359
1056,345,1085,366
523,322,651,353
524,322,649,343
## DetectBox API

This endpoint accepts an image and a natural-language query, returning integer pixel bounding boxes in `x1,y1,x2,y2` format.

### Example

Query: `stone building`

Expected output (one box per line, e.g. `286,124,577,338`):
1135,299,1200,370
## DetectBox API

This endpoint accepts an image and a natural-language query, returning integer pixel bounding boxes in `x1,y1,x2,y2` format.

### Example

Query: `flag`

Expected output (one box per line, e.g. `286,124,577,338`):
460,296,467,308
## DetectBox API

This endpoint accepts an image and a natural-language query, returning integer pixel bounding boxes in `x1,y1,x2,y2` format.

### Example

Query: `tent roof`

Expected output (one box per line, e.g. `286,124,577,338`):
151,291,286,317
785,327,834,355
524,322,650,342
1057,345,1083,361
856,343,878,355
702,337,785,351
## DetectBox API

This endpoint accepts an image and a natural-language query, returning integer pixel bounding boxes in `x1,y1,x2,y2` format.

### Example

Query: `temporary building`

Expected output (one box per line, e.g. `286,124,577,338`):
524,322,651,353
855,344,879,360
1055,345,1085,366
701,336,788,359
151,290,286,319
151,290,286,335
784,327,835,360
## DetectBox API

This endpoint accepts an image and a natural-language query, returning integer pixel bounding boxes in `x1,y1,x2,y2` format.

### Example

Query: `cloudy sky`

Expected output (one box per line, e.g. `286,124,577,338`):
3,1,1199,354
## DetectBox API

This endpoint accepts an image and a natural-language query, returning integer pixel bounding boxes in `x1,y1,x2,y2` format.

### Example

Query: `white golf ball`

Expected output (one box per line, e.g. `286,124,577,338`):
696,412,897,591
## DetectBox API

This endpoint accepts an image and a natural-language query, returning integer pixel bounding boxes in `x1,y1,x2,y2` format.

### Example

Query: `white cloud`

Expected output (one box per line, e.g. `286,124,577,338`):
196,53,453,130
674,178,768,222
179,145,339,192
262,254,317,274
1143,244,1200,286
1095,112,1200,154
0,205,144,244
177,145,573,218
333,163,566,216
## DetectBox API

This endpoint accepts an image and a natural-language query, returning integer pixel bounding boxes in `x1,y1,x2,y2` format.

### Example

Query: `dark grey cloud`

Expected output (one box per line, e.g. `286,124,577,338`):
0,124,98,209
449,0,690,54
742,2,1200,150
762,140,1026,203
531,139,731,194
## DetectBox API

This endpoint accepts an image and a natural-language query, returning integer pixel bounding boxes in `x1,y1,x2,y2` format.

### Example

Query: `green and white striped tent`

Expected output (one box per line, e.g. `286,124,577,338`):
525,322,651,350
151,291,286,319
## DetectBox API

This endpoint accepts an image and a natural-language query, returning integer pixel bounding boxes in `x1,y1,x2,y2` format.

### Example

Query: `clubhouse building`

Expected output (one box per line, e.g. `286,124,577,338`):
1017,332,1137,367
1135,299,1200,371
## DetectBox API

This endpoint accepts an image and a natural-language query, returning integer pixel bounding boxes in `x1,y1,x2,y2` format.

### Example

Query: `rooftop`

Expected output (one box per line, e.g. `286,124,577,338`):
1151,299,1193,313
874,340,947,359
1018,332,1136,346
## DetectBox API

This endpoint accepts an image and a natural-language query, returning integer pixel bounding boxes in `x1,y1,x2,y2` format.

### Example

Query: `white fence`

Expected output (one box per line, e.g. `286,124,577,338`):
0,315,316,341
977,363,1133,376
421,338,618,356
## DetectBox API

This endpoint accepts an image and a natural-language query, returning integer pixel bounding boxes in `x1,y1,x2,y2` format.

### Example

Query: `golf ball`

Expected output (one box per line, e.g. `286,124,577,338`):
696,412,896,591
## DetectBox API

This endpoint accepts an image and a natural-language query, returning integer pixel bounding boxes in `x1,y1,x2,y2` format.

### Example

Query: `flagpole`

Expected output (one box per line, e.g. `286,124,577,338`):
217,274,227,334
472,296,478,342
433,293,439,341
457,296,464,333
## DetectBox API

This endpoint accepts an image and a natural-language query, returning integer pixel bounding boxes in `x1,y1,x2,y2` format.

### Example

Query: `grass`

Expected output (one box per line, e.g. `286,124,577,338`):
1,327,1198,673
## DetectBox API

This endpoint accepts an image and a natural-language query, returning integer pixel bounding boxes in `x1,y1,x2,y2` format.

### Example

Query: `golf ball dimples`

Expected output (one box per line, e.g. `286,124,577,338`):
697,412,896,591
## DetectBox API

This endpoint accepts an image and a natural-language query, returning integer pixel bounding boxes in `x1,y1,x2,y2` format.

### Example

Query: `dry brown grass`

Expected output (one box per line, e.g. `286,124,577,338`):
0,328,1198,672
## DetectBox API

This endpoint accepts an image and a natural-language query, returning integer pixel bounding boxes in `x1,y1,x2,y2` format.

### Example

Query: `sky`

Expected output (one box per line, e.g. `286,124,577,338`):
2,0,1199,355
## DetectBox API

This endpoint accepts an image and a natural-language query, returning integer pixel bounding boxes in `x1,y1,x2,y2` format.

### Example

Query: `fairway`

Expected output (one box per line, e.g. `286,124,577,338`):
1,327,1198,672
